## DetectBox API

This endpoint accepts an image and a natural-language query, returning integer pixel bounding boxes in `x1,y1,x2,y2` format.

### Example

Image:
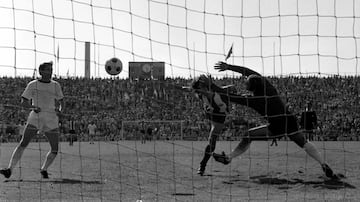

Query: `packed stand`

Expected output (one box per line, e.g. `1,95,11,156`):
0,75,359,142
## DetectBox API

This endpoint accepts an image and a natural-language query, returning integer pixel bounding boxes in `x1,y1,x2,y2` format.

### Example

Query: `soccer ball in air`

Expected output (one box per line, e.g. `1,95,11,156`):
105,57,122,76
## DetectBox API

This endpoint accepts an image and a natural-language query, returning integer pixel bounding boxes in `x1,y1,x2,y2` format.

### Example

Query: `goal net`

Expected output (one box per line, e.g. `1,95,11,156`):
1,0,360,201
121,120,184,141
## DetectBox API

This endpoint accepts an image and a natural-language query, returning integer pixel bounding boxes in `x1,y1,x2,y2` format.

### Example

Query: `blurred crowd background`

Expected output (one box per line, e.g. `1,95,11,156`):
1,75,359,142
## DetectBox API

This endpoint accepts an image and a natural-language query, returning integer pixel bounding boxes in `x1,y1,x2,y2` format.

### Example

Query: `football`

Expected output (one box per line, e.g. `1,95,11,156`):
105,57,122,76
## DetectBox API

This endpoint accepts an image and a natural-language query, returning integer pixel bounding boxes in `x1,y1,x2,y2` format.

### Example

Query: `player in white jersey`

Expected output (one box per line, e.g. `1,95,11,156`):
0,62,64,179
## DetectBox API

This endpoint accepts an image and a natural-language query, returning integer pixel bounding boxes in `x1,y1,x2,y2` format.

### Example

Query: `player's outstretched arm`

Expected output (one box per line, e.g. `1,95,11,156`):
218,91,248,106
203,82,248,106
214,61,261,77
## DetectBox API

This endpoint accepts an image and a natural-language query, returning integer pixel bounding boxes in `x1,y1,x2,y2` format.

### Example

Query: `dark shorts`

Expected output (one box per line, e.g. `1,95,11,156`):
268,115,306,147
206,112,226,124
268,115,298,135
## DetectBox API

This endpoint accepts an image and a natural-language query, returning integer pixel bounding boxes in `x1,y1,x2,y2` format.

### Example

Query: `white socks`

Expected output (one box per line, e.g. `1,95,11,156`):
41,151,57,171
8,146,25,170
303,142,325,165
8,147,57,172
229,141,251,159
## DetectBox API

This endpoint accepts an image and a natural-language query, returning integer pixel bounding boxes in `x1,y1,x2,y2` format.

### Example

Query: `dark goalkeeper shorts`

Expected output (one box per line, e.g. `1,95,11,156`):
268,114,306,147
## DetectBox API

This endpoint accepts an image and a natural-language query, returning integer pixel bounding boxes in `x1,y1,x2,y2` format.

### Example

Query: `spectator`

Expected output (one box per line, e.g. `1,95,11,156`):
300,102,318,141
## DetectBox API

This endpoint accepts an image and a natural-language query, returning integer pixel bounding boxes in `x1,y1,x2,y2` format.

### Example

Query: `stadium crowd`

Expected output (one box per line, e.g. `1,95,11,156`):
0,75,359,142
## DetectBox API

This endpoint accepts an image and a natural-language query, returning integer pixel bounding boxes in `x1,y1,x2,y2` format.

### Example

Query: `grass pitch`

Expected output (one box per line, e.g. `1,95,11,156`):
1,140,359,201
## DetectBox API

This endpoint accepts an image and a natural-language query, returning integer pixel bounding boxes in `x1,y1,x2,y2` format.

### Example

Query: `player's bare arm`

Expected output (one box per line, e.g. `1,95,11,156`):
195,80,247,105
214,61,261,77
20,97,41,113
55,99,64,113
55,98,64,118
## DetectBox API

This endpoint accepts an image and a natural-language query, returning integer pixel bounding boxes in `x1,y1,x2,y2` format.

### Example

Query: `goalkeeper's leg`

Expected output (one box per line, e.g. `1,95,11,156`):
213,125,269,164
290,132,339,180
212,138,251,165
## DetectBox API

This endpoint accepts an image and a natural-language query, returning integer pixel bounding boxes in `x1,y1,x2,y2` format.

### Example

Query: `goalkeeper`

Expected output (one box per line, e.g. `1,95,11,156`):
202,62,338,180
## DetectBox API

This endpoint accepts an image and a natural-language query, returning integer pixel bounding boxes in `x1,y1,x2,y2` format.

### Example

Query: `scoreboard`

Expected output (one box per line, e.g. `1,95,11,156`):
129,62,165,80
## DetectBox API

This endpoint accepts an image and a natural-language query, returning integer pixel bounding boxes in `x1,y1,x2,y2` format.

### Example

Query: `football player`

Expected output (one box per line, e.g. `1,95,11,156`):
0,61,64,179
208,61,338,180
191,75,230,176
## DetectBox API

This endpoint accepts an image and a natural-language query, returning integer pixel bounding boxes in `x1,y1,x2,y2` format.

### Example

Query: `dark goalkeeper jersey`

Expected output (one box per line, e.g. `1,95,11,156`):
214,77,299,136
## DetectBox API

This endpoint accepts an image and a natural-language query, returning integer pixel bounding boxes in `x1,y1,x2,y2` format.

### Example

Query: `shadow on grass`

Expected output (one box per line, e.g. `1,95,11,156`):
4,178,104,184
222,174,356,190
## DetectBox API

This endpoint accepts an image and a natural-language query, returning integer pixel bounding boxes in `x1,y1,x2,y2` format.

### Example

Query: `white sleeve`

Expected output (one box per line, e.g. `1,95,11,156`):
21,82,34,100
55,82,64,100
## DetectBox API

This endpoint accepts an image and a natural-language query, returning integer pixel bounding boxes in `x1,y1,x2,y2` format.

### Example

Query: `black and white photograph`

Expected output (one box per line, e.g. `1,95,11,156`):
0,0,359,201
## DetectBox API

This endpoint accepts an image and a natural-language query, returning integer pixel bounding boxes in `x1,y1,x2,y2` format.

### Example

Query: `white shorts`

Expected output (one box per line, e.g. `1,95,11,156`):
27,111,59,132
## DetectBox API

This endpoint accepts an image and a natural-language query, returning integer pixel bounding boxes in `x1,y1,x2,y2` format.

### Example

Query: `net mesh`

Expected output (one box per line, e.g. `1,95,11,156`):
0,0,360,201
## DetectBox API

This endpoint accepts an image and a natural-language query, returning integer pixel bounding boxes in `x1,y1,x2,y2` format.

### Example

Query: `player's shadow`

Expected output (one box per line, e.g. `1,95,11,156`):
224,175,356,190
4,178,103,184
